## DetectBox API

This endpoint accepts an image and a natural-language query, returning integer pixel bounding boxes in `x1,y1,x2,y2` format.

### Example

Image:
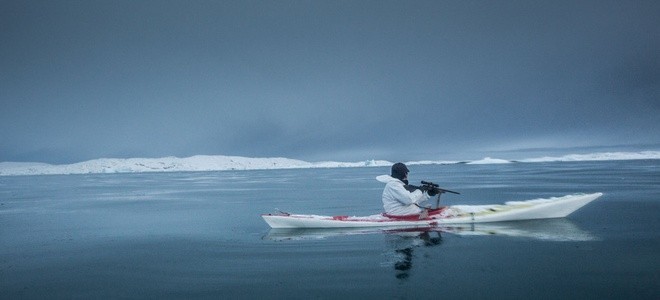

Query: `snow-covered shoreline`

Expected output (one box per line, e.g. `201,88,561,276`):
1,151,658,176
0,155,394,176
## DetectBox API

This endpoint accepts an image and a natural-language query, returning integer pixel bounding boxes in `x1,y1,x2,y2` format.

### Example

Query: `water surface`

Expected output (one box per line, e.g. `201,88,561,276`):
1,161,658,298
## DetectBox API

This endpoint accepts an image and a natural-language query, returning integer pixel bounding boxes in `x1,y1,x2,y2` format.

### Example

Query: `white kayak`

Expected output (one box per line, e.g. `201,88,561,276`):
263,218,598,242
261,193,602,229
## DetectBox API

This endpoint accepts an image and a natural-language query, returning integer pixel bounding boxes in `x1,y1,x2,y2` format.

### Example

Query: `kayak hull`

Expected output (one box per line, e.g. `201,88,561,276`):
261,193,602,229
263,218,598,242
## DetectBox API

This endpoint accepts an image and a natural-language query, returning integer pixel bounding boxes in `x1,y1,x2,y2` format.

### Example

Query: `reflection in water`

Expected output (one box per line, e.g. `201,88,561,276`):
263,219,597,281
394,247,413,279
387,230,442,280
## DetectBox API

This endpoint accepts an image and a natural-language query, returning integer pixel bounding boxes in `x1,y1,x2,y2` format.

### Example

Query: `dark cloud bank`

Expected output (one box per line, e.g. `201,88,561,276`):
1,1,658,164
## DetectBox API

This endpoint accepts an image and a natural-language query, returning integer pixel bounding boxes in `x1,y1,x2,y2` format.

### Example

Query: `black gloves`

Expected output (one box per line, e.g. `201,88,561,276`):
417,185,438,196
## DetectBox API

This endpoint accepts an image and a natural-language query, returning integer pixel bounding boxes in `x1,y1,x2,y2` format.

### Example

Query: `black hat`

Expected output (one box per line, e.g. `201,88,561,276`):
391,162,409,181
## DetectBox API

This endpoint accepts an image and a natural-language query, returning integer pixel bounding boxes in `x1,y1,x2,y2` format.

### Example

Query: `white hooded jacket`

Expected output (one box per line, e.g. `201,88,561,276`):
378,175,430,215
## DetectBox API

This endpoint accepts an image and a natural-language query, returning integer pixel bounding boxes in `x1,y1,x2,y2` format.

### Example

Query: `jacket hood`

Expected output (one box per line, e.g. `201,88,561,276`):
376,175,401,184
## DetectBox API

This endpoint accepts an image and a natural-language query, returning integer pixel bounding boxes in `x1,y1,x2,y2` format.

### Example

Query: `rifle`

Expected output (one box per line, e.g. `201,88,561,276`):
420,181,460,195
415,180,460,208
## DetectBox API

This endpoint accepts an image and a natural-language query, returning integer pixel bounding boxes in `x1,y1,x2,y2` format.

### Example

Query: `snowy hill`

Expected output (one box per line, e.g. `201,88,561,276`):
0,155,393,176
0,151,658,176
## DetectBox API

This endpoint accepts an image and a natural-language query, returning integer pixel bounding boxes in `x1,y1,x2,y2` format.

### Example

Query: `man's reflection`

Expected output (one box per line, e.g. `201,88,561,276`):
387,229,442,280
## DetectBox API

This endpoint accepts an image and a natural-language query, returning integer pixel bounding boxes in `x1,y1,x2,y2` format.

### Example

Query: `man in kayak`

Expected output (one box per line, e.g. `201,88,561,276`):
382,162,438,215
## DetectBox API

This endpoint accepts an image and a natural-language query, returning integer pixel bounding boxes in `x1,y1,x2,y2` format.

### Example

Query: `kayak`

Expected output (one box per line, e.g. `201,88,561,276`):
263,218,598,242
261,193,602,229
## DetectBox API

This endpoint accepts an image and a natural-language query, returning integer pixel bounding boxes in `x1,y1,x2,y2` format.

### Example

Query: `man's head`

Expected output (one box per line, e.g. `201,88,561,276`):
391,162,409,181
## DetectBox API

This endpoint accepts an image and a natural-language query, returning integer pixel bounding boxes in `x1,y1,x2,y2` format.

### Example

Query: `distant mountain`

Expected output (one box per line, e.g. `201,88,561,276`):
0,151,657,176
0,155,393,176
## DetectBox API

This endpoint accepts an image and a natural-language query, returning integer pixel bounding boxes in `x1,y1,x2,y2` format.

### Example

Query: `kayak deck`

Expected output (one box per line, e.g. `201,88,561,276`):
262,193,602,229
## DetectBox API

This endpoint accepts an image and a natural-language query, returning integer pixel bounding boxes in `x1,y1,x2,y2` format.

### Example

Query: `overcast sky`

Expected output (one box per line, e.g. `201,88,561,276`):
1,0,659,164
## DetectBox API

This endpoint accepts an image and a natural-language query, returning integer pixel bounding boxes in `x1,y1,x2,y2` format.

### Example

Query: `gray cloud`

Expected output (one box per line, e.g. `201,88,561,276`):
1,0,658,163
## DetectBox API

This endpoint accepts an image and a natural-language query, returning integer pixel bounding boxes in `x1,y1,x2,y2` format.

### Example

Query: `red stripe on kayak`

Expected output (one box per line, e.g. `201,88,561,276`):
382,207,447,221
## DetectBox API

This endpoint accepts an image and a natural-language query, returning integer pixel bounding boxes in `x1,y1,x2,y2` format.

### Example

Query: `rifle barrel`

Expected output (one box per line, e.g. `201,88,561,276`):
437,188,460,195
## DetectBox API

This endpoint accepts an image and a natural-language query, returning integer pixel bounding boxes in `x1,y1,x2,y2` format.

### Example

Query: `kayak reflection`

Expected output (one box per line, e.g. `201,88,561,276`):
263,219,597,281
262,218,597,242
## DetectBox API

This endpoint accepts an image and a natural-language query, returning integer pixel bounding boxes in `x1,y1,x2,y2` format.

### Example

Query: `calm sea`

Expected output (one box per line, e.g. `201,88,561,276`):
1,160,658,299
